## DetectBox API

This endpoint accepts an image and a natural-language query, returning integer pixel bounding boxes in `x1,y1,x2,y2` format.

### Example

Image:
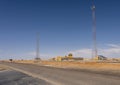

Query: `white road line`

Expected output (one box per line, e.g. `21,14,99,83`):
1,64,62,85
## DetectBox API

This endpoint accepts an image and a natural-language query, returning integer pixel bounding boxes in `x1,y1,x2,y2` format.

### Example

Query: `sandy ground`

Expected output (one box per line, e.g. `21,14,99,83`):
41,61,120,74
0,65,7,71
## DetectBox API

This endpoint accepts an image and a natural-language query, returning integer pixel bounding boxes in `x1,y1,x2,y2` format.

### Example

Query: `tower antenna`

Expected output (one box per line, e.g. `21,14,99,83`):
35,33,41,61
92,0,98,59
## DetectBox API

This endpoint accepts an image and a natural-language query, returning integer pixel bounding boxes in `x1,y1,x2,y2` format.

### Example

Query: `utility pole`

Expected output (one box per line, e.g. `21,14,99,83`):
91,0,98,59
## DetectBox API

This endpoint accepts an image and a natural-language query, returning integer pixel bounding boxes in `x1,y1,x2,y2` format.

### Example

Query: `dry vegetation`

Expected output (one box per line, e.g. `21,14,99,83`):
41,61,120,70
41,61,120,74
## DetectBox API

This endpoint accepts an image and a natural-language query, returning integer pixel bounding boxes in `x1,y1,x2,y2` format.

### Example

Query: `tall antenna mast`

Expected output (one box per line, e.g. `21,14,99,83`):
92,0,98,59
36,33,41,60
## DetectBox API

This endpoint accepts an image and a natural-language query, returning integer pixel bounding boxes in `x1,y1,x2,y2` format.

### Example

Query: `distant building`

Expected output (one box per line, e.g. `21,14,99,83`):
50,53,84,61
55,56,62,62
93,55,107,60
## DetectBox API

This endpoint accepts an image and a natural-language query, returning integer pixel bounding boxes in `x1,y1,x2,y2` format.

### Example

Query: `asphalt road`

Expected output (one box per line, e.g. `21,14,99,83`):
1,62,120,85
0,70,51,85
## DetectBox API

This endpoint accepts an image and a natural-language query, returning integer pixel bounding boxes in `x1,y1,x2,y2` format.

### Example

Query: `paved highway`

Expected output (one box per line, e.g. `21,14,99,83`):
0,70,51,85
1,62,120,85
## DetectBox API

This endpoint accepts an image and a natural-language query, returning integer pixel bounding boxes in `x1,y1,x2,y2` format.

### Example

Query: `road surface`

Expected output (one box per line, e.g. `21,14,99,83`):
0,62,120,85
0,70,51,85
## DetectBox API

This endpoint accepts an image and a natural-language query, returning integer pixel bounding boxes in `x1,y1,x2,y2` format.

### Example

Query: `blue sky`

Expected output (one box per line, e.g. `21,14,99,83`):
0,0,120,59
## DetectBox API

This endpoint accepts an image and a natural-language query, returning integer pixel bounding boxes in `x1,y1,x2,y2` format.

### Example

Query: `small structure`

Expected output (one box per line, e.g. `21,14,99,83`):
55,56,62,62
34,57,41,63
68,53,73,58
9,59,13,62
50,53,84,61
93,55,107,60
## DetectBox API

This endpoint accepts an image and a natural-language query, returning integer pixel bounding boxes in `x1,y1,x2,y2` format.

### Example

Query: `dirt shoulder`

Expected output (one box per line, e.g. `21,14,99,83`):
0,64,8,71
40,61,120,76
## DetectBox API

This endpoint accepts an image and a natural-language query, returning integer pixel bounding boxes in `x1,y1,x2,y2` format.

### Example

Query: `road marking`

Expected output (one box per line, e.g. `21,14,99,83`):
1,64,62,85
0,69,10,73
